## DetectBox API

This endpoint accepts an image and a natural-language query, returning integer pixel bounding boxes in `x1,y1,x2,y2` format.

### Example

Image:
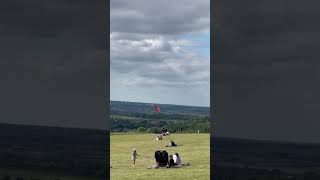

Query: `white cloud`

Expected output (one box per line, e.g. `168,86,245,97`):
110,0,210,106
111,33,209,86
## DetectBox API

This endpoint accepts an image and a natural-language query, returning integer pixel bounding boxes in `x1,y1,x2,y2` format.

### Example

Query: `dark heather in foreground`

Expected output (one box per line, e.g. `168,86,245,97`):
212,136,320,180
0,123,108,178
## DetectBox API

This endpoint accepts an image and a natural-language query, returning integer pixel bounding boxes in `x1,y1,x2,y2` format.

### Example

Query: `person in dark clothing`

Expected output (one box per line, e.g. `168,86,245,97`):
168,155,176,168
165,140,177,147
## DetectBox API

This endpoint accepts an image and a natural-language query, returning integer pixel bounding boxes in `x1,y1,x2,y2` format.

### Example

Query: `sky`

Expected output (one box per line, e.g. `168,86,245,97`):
110,0,210,107
0,0,108,129
213,0,320,143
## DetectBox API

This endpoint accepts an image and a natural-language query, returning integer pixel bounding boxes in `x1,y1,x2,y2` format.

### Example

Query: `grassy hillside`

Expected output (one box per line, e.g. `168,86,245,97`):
110,133,210,180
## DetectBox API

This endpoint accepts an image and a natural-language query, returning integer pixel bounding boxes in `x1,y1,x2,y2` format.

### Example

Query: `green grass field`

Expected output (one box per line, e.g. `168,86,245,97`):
110,133,210,180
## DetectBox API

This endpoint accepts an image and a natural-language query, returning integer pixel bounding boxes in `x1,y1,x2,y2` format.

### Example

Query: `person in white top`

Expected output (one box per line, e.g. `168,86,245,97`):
131,149,139,166
172,153,181,166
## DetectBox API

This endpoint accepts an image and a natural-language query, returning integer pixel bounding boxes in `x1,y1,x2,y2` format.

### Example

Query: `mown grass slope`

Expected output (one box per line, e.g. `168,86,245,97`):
110,133,210,180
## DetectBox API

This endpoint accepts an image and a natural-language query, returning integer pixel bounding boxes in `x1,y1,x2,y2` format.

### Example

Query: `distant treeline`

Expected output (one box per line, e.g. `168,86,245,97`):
111,110,208,121
111,113,210,133
110,101,210,116
110,101,210,133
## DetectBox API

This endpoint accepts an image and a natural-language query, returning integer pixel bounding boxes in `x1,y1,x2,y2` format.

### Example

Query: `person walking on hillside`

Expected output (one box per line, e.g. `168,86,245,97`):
132,149,140,166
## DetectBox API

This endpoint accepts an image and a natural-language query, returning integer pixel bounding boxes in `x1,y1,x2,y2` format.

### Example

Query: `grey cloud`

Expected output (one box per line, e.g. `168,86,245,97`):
122,77,209,88
111,34,209,87
111,36,181,63
111,0,209,35
110,0,210,107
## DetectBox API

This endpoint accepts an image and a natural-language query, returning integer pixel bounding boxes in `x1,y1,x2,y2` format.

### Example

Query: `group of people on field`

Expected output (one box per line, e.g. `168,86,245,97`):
132,148,183,168
131,131,188,168
161,128,170,136
152,152,182,168
154,128,171,141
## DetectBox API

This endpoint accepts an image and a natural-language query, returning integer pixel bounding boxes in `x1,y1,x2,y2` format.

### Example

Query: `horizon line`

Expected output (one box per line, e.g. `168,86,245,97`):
110,99,210,108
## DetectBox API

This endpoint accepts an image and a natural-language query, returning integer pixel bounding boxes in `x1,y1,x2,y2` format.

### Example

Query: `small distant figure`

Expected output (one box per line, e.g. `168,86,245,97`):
162,128,170,136
154,134,163,141
165,140,177,147
132,149,140,166
198,129,200,133
180,128,182,133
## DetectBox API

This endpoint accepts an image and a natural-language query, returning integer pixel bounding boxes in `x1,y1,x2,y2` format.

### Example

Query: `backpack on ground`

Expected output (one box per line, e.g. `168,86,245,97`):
154,150,169,167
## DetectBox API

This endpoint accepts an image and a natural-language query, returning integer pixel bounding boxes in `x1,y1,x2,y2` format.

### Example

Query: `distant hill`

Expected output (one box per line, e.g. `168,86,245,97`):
110,101,210,133
110,100,210,116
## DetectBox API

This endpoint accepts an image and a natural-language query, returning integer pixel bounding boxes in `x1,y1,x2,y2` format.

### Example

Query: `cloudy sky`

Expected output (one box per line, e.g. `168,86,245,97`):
213,0,320,143
110,0,210,107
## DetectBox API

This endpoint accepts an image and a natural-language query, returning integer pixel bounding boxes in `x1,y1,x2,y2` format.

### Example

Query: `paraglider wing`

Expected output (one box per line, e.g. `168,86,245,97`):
155,106,160,113
152,104,161,113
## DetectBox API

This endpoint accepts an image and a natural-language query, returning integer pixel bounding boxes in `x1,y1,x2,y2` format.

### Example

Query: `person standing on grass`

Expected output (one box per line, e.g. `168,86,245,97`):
132,149,139,166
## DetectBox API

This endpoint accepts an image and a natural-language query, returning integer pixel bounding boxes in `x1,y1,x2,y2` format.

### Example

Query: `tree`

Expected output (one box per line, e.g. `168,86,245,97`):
147,127,159,133
136,127,146,132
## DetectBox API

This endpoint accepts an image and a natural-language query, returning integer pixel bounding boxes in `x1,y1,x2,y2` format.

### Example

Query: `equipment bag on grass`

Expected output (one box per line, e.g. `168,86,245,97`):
154,150,169,167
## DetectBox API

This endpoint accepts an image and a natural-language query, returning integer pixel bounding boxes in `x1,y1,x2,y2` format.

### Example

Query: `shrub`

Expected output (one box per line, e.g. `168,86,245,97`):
136,127,146,132
147,127,159,133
